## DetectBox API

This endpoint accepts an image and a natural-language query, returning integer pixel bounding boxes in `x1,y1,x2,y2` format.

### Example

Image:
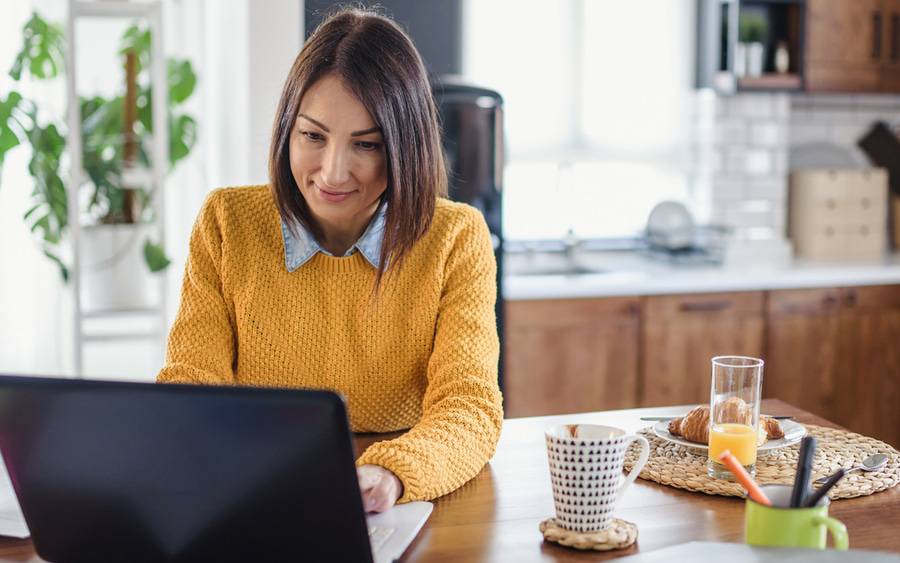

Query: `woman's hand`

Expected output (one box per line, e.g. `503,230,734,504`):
357,464,403,513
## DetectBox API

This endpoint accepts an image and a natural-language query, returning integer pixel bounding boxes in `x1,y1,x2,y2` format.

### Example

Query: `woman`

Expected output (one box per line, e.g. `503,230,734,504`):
157,8,503,513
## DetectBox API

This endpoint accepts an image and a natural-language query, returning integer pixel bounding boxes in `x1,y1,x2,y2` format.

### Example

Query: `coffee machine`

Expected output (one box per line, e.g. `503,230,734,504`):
431,77,505,389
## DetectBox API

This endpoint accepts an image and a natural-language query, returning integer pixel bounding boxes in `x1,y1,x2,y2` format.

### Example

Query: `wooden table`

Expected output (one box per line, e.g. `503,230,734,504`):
1,400,897,562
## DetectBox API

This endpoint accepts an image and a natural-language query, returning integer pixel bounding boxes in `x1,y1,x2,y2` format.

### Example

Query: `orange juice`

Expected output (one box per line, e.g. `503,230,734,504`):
708,423,757,466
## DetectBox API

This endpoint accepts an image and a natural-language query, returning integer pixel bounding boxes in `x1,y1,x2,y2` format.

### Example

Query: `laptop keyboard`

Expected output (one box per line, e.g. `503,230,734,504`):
368,525,395,552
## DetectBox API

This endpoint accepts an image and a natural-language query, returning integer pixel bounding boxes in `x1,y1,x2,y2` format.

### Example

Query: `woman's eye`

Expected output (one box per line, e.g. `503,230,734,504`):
301,131,324,142
356,141,381,151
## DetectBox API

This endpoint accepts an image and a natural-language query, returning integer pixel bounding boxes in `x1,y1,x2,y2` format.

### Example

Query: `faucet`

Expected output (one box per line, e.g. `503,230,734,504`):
563,229,580,263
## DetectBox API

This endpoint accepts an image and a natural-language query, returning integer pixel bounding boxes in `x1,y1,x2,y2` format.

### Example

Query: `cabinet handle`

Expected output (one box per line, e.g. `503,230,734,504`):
822,295,839,309
892,13,899,62
679,300,733,313
844,290,858,308
873,11,883,60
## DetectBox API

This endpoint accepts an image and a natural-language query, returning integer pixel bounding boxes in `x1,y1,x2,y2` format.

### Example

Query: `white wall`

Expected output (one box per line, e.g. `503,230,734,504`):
0,0,302,380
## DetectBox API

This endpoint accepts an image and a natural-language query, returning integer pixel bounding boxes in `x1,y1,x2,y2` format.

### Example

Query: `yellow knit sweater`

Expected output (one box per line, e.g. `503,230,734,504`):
157,185,503,502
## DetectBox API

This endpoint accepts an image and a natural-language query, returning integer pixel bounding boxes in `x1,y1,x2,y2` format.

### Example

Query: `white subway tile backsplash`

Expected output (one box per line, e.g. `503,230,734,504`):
744,149,773,176
749,122,785,147
772,151,789,174
729,94,772,118
788,122,830,146
806,95,856,110
716,118,746,144
828,123,869,147
854,95,900,111
738,199,774,213
743,226,778,240
695,91,900,247
721,208,772,229
744,178,786,199
822,110,862,124
772,94,791,119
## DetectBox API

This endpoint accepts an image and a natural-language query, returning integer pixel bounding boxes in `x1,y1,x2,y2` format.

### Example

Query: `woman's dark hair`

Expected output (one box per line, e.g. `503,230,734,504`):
269,7,447,288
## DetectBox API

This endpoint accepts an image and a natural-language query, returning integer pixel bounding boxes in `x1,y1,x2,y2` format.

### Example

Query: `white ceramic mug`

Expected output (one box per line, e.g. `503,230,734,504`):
545,424,650,533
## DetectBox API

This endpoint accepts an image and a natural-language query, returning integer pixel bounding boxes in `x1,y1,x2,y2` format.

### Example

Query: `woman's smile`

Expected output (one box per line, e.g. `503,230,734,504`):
315,183,357,203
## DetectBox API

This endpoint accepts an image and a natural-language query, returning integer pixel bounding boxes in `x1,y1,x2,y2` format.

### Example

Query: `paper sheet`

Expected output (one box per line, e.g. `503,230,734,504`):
0,459,28,538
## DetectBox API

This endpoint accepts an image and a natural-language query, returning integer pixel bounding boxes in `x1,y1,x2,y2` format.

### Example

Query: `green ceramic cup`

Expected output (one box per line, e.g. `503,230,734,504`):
745,484,848,550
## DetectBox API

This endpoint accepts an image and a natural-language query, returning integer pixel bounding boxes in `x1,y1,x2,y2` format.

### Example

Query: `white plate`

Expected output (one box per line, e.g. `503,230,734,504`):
652,419,807,454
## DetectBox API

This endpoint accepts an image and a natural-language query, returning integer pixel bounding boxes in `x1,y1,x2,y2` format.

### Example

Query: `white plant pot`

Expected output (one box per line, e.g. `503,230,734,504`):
746,42,765,77
734,43,748,77
80,223,156,312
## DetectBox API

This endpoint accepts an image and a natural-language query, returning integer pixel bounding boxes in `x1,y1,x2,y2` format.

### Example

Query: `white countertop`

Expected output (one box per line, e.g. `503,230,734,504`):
503,251,900,300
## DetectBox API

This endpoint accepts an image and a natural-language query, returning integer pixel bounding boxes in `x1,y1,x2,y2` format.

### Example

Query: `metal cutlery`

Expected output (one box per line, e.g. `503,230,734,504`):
640,415,794,422
813,453,889,485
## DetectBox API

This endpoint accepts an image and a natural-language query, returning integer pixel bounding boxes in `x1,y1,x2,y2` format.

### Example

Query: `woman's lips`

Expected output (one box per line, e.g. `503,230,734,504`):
315,185,355,203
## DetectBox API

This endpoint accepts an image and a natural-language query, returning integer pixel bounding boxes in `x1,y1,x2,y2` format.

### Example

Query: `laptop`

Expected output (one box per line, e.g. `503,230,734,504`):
0,374,432,563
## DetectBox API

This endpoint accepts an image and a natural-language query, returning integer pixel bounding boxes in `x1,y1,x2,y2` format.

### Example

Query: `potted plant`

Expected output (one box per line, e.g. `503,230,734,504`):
0,12,196,309
739,13,768,77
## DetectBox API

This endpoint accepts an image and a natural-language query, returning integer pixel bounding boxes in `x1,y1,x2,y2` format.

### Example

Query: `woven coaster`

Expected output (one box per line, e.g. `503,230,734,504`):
539,517,638,551
623,424,900,500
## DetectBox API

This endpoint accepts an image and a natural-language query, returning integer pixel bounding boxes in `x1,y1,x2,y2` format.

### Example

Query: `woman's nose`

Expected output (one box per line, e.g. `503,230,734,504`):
320,145,350,187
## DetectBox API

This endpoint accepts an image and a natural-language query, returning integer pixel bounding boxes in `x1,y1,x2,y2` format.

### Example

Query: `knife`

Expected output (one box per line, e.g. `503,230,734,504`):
640,415,794,422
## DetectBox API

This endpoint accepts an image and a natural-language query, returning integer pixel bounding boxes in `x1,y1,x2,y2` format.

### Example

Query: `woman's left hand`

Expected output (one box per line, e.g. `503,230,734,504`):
357,464,403,513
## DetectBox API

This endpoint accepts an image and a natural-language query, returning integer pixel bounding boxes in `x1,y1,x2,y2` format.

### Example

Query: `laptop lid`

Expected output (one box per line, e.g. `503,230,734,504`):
0,375,374,563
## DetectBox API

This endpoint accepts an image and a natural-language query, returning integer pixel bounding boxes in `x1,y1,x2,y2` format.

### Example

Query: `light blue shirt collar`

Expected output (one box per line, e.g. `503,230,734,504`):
281,203,387,272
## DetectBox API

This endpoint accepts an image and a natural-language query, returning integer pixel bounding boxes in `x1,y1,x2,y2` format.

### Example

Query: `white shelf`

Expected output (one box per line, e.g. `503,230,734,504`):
66,0,169,376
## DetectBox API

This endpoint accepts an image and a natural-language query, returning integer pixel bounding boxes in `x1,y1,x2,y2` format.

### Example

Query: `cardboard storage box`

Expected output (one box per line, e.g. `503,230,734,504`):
788,168,888,261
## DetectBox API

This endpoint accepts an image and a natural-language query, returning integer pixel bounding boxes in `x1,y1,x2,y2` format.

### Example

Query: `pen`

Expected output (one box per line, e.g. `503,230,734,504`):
717,450,772,506
790,436,817,508
803,468,847,508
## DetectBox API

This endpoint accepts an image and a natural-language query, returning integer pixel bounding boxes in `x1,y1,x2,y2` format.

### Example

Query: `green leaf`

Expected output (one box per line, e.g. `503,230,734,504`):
0,91,23,169
119,24,151,74
143,239,171,272
169,114,196,165
9,52,25,81
22,203,41,221
9,12,65,81
42,249,69,283
168,60,196,104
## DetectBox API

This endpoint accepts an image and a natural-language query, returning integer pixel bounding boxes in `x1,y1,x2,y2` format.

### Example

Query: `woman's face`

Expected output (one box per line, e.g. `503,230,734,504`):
289,74,388,235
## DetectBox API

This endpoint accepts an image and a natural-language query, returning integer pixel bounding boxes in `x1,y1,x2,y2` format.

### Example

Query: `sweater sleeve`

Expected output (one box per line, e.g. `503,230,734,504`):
157,190,237,385
356,207,504,502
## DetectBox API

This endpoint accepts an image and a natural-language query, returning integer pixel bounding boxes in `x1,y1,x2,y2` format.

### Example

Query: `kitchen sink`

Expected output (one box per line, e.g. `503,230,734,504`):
508,263,607,276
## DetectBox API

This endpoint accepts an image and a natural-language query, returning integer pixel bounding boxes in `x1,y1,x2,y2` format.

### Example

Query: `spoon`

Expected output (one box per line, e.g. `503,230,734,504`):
814,453,889,486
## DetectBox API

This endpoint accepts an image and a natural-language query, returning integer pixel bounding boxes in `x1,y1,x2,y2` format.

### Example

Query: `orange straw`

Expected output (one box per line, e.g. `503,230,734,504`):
718,450,772,506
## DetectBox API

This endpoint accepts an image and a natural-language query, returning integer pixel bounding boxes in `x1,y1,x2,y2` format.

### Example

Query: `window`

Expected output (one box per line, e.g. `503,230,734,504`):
463,0,698,241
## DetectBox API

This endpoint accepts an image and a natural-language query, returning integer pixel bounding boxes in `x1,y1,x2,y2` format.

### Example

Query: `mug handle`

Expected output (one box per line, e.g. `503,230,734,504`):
617,435,650,502
813,515,849,550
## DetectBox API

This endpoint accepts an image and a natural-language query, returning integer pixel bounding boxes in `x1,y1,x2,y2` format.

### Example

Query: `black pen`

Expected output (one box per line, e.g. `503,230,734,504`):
803,468,847,508
790,436,817,508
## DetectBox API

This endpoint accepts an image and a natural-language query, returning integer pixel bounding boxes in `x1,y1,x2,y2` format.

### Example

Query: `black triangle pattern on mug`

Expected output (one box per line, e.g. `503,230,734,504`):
545,434,634,533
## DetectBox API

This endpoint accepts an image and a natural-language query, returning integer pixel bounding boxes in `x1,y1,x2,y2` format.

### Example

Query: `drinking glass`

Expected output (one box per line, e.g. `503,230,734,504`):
707,355,764,479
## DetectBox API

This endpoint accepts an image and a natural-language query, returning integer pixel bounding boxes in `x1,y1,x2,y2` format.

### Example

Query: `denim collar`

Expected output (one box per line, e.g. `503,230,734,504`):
281,203,386,272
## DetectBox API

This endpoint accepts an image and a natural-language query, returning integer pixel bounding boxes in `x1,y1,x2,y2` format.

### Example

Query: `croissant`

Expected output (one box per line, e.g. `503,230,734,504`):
668,406,709,443
668,403,783,444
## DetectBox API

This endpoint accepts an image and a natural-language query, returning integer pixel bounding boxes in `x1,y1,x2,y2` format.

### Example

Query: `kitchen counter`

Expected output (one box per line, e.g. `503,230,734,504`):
503,250,900,300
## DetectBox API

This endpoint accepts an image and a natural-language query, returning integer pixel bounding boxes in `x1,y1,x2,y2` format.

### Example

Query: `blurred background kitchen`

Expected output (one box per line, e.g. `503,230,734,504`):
1,0,898,445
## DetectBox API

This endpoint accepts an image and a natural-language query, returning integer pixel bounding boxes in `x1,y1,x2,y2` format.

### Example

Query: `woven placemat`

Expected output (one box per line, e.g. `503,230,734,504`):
623,424,900,500
539,517,638,551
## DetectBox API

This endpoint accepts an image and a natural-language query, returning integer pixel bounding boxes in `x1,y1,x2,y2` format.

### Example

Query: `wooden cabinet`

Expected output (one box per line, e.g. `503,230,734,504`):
504,286,900,447
504,298,640,418
834,286,900,447
765,286,900,447
764,288,844,417
641,292,765,407
884,0,900,91
806,0,900,92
